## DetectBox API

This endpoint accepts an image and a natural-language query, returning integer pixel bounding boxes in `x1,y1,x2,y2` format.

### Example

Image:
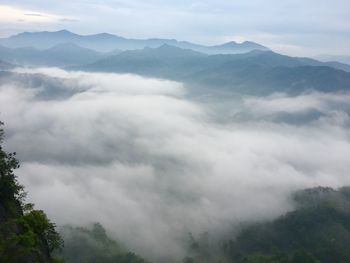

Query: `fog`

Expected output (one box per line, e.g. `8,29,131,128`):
1,68,350,261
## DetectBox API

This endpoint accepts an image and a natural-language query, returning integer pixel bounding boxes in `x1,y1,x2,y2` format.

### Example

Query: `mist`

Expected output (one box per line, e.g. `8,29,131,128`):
1,68,350,261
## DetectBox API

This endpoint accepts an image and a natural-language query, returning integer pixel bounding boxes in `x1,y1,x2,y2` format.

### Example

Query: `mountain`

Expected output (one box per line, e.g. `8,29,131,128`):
322,61,350,72
205,41,269,54
185,52,350,94
316,54,350,65
0,30,269,54
80,44,208,79
0,60,15,70
57,224,150,263
77,46,350,95
222,187,350,263
182,186,350,263
0,43,104,67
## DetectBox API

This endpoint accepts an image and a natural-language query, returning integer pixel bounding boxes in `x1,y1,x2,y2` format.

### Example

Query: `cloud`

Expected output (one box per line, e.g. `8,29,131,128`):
59,18,79,23
244,92,350,115
1,68,350,260
24,13,46,17
0,4,78,36
0,5,60,23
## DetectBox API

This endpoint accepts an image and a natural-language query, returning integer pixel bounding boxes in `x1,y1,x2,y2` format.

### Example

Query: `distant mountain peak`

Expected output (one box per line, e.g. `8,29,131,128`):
11,31,34,38
149,44,186,52
242,40,257,44
241,41,268,48
96,32,115,37
158,43,179,49
56,29,71,33
91,33,125,41
218,40,268,49
14,29,76,36
220,41,238,46
54,29,77,35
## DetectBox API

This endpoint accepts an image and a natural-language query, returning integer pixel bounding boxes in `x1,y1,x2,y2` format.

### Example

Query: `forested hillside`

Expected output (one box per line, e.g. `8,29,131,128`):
184,187,350,263
55,224,149,263
0,121,62,263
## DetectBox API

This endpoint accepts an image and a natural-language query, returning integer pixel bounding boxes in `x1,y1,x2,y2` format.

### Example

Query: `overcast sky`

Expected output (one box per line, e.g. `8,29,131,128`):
0,0,349,57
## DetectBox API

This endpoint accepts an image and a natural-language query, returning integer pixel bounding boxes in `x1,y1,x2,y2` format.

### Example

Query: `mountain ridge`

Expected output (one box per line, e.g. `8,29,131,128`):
0,42,104,67
76,46,350,95
0,30,269,54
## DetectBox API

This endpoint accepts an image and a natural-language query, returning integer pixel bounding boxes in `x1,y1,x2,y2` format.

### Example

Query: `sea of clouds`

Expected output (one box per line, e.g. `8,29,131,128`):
1,68,350,261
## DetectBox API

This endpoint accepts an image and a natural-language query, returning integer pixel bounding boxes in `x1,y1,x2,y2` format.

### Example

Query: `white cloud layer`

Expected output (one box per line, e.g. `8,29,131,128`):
1,68,350,260
0,5,66,24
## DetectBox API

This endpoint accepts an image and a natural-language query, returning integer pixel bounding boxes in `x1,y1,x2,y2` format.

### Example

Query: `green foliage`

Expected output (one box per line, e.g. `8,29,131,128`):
182,187,350,263
183,232,227,263
57,223,148,263
246,253,282,263
22,209,63,252
245,251,319,263
290,251,319,263
0,121,63,262
244,251,319,263
224,187,350,263
0,122,22,210
52,257,65,263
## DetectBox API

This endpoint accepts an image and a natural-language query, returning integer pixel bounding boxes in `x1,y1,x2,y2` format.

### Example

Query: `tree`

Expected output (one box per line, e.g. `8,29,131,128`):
0,121,21,207
0,121,63,262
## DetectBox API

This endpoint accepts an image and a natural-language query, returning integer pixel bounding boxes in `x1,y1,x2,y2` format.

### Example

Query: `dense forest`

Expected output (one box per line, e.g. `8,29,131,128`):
55,224,148,263
184,187,350,263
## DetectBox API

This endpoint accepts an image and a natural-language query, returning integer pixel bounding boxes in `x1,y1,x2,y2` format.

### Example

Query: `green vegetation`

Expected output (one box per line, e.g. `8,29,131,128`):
56,223,149,263
224,187,350,263
182,187,350,263
0,121,63,263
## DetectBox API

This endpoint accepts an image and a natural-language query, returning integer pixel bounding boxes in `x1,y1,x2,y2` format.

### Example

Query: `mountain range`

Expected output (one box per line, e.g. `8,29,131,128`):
77,44,350,95
0,30,269,54
0,43,105,67
1,30,350,95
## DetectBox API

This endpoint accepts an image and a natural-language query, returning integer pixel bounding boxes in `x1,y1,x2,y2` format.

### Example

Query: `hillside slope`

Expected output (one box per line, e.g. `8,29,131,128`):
0,43,103,67
79,46,350,95
0,122,62,263
225,187,350,263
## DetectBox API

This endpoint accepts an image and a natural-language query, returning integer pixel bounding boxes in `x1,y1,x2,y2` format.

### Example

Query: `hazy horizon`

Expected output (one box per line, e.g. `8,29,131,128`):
0,1,350,57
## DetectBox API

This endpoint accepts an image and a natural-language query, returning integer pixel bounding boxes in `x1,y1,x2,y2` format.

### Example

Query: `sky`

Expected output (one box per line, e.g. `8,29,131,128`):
0,0,349,57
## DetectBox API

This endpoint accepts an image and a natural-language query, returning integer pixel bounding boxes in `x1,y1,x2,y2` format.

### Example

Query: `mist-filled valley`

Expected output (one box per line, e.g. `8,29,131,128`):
1,3,350,261
1,63,350,262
